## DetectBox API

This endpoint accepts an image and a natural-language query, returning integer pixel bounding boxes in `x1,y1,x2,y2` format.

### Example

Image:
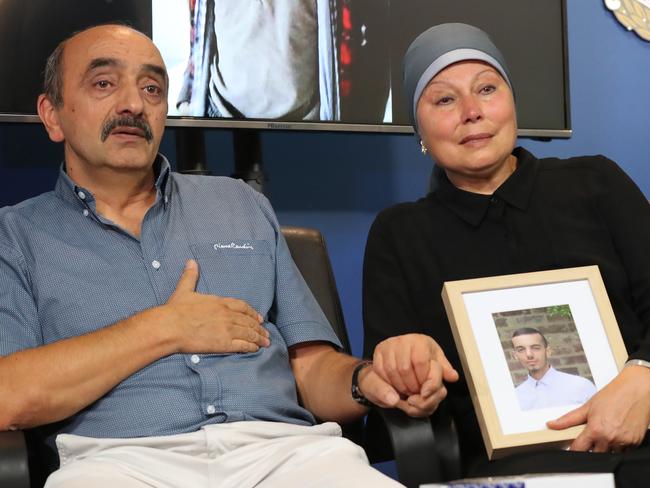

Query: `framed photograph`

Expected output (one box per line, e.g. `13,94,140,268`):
441,266,628,459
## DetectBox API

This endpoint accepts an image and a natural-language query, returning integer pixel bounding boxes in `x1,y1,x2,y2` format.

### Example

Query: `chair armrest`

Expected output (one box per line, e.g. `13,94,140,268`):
0,430,30,488
365,402,461,488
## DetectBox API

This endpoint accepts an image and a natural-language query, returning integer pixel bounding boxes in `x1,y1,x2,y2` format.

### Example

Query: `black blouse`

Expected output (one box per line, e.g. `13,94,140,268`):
362,147,650,457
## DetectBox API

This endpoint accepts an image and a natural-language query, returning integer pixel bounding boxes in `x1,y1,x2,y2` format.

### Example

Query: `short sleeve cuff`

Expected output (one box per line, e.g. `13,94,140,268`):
278,320,343,349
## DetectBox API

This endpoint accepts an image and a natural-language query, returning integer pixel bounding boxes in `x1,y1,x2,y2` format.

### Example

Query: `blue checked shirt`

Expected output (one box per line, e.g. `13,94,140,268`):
0,155,341,441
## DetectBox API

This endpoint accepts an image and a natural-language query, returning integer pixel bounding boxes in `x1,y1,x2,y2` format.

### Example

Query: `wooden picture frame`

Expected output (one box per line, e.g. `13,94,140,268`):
442,266,628,459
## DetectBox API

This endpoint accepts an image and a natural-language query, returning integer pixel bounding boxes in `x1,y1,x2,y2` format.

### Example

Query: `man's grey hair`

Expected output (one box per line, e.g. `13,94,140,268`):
511,327,548,347
43,39,67,108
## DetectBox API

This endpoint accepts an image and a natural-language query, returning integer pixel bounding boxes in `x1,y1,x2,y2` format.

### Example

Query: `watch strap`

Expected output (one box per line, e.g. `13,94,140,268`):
351,360,373,407
625,359,650,369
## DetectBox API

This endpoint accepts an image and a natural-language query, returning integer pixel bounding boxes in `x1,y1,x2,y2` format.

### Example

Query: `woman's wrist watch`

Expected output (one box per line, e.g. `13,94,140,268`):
351,361,373,407
624,359,650,369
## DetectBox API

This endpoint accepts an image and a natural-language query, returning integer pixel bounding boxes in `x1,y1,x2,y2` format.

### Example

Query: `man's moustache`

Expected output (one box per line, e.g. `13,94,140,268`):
100,116,153,143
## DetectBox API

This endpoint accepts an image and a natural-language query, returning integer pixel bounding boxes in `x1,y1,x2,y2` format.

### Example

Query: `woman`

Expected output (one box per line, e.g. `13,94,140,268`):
362,23,650,481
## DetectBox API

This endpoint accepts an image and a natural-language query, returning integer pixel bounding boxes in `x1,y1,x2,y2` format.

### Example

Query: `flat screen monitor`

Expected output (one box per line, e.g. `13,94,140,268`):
0,0,570,137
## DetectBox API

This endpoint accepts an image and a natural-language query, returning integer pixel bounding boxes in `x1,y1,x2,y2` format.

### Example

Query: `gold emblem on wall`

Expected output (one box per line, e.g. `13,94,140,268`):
605,0,650,40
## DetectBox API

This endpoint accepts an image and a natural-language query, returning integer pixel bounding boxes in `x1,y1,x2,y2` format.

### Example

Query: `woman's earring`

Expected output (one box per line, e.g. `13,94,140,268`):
420,140,428,155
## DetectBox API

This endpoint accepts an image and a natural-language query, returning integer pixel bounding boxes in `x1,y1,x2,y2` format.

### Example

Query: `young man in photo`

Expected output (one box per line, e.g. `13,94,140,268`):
511,327,596,411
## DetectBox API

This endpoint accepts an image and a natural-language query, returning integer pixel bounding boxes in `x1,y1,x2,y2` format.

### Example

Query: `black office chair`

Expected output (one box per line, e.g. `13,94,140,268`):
0,430,28,488
282,226,461,487
0,226,460,488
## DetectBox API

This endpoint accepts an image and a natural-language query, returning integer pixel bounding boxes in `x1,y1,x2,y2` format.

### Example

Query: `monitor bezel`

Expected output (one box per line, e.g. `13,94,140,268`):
0,0,571,139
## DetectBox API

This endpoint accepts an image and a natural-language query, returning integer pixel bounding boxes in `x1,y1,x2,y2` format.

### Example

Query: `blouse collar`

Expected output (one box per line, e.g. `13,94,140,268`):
431,147,539,227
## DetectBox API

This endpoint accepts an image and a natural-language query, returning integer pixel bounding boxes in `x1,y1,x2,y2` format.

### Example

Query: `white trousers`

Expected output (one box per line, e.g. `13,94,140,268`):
45,421,402,488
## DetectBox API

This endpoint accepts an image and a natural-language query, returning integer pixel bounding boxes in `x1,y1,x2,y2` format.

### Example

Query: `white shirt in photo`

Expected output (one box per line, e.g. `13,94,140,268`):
515,366,597,411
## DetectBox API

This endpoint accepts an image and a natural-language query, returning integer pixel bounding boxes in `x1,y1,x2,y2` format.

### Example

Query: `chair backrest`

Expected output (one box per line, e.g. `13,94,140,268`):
281,226,363,444
281,226,352,353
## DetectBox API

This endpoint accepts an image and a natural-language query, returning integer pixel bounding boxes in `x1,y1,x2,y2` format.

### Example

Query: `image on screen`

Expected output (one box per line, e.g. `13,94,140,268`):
0,0,569,135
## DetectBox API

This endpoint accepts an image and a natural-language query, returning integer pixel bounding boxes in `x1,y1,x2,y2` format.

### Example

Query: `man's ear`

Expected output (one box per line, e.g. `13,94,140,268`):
37,94,65,142
546,346,552,358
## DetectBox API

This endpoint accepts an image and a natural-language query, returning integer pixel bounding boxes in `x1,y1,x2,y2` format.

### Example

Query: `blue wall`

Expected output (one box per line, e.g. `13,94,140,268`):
0,1,648,364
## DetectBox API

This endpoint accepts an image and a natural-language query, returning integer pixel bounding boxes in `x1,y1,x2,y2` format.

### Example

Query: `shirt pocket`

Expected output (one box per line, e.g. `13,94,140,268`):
190,240,275,314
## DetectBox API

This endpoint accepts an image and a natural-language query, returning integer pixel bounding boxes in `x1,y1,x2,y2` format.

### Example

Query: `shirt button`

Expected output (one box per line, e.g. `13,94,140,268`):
490,196,498,204
82,209,89,217
190,354,200,364
151,260,161,270
206,405,216,415
77,191,86,200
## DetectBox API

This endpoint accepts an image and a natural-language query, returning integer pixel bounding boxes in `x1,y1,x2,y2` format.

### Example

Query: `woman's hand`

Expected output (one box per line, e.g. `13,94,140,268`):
547,365,650,452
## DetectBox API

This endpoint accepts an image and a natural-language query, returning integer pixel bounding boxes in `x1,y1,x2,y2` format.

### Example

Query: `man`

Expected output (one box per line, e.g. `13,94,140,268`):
510,328,596,411
0,25,450,487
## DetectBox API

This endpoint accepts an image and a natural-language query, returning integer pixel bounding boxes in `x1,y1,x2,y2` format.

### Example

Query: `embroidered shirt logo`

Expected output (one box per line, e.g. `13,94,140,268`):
213,242,255,251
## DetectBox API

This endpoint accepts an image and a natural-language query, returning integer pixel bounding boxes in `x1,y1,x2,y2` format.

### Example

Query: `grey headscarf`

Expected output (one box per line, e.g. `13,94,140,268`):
403,23,513,134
